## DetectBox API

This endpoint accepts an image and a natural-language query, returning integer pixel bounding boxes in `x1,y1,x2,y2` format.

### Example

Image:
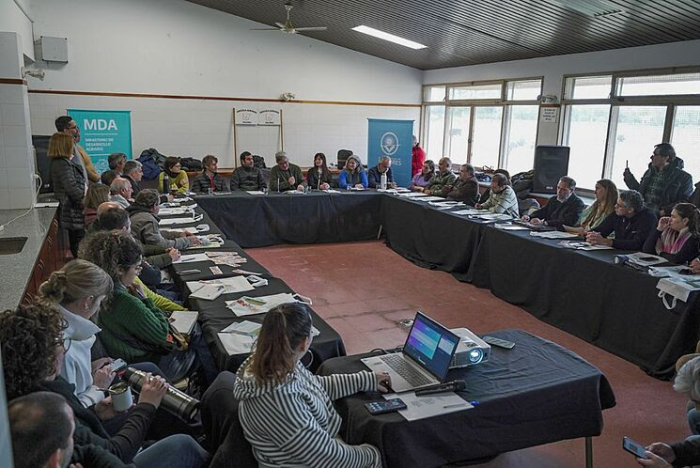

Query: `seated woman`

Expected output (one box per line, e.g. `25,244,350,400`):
565,179,618,234
158,157,189,194
409,160,435,191
307,152,334,190
338,155,368,190
643,202,700,265
78,230,218,385
0,301,210,468
233,302,388,468
83,183,110,227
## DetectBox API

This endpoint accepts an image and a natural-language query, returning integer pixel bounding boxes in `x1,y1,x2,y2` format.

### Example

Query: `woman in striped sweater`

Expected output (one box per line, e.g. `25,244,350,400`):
233,302,390,468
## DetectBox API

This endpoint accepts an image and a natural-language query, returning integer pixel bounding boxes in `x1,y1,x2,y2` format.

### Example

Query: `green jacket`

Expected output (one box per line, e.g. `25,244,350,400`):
98,284,170,363
269,164,307,192
426,170,457,194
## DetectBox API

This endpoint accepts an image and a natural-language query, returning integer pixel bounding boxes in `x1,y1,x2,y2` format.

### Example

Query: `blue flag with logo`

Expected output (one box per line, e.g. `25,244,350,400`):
68,109,132,174
367,119,414,187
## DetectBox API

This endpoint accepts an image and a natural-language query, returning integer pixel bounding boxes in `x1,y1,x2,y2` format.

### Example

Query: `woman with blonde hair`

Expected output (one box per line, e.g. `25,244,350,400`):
565,179,618,234
38,259,115,408
234,302,388,467
83,183,110,227
48,132,87,257
338,154,368,189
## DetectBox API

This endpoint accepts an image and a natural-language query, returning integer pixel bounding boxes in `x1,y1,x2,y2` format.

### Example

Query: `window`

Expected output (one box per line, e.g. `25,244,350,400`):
502,105,539,175
563,105,610,190
671,106,700,180
562,68,700,190
421,78,542,170
423,106,445,161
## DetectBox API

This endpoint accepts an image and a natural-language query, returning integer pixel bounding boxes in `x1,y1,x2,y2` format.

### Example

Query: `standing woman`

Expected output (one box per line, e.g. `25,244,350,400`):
158,157,189,194
307,152,334,190
234,302,388,468
338,154,368,190
48,132,87,257
38,259,115,409
643,202,700,265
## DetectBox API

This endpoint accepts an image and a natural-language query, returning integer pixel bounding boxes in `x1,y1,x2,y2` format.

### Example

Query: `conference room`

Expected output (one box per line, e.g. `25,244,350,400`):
2,0,700,467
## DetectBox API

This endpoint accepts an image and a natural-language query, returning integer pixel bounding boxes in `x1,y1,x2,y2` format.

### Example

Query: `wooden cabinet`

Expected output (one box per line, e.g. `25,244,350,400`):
21,216,64,304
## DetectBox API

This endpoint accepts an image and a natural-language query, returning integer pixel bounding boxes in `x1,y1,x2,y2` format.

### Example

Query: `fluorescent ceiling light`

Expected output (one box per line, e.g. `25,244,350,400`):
352,25,427,50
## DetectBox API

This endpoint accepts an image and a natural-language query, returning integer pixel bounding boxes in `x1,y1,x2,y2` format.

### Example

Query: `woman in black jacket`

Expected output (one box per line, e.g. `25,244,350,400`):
48,132,87,257
306,152,334,190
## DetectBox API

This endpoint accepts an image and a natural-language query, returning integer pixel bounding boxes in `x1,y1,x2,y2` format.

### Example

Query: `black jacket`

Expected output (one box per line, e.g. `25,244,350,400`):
367,166,394,188
529,193,585,230
306,168,334,189
231,166,266,191
624,158,693,214
123,175,141,197
672,435,700,467
191,171,229,193
592,208,658,251
445,177,480,205
50,156,86,230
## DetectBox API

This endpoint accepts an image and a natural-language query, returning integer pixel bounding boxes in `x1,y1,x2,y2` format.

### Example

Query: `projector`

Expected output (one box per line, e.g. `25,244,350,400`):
449,327,491,369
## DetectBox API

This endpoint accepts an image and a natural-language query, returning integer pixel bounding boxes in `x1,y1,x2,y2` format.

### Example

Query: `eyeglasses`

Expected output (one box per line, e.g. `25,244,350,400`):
614,203,628,209
61,337,72,352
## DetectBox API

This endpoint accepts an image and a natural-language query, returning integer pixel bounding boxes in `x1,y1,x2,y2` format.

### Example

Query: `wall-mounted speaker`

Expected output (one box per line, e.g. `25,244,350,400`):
533,145,570,193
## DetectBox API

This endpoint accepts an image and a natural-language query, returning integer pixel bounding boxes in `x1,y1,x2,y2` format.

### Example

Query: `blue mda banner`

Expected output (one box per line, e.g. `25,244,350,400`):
367,118,414,187
68,109,132,174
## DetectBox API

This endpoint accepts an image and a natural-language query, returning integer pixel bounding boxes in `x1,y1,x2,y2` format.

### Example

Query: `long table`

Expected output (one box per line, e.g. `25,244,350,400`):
317,329,616,468
190,190,700,379
158,200,345,373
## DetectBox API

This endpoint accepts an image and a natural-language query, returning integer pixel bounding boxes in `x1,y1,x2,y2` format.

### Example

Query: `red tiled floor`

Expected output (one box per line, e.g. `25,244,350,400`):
247,240,689,467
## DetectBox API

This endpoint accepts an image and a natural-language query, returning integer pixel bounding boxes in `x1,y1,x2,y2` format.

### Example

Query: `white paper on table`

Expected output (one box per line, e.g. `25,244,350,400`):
530,231,579,240
471,213,512,221
495,223,530,231
383,391,472,421
398,192,428,198
221,320,262,336
323,189,342,194
217,332,255,355
159,214,204,226
226,292,298,317
627,252,668,266
169,311,198,335
187,276,254,295
173,253,210,264
247,191,266,195
158,207,194,216
452,209,483,216
186,240,223,250
188,283,225,301
415,196,445,202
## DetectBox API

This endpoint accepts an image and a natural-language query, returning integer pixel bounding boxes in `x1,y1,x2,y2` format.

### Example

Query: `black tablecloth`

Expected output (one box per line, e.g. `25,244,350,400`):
159,198,346,374
195,191,383,248
317,329,616,468
469,227,700,378
382,196,486,281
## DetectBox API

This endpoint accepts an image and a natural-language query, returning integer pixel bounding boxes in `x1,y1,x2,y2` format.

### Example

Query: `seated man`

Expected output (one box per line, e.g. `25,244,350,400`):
624,143,693,216
424,157,457,196
191,155,228,193
230,151,266,192
269,151,306,192
9,392,77,468
100,169,120,187
123,160,143,197
127,189,200,250
586,190,657,250
476,173,519,217
109,177,133,208
108,152,127,175
367,155,397,189
444,164,479,205
522,176,584,229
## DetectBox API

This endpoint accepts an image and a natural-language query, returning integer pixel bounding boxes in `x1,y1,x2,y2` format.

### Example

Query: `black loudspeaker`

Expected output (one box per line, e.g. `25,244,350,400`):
32,135,53,194
533,145,570,194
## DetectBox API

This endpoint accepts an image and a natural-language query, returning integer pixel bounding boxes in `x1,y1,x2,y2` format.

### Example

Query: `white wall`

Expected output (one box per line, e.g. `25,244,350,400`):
0,0,34,60
25,0,422,167
423,40,700,144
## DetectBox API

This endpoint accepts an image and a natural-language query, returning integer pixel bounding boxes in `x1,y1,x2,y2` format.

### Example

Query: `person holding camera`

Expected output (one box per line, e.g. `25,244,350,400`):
0,301,210,468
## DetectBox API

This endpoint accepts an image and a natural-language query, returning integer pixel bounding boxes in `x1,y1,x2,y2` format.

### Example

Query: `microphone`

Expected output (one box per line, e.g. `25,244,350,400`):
415,380,466,396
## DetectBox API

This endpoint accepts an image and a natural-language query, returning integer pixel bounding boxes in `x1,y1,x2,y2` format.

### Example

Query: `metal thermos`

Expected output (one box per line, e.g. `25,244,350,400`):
123,368,200,422
162,174,170,194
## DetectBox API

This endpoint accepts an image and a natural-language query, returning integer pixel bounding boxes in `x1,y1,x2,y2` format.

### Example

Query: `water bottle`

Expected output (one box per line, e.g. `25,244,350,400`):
123,368,200,422
380,172,387,190
162,174,170,194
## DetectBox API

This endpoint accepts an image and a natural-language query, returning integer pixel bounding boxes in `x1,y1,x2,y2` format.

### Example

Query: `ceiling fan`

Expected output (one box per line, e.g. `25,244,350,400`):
250,1,328,34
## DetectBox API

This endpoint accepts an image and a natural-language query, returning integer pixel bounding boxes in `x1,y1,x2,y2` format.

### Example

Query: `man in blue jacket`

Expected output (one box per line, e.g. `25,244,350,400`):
368,156,397,189
587,190,657,251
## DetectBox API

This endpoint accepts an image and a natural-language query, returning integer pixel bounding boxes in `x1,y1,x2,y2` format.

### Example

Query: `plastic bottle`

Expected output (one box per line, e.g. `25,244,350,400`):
380,172,387,190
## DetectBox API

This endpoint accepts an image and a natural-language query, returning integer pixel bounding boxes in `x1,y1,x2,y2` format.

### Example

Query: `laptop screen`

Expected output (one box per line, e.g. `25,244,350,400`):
403,312,459,381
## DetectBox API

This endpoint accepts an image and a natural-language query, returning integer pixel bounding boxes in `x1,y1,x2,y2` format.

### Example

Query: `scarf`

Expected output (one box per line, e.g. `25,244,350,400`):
659,227,692,255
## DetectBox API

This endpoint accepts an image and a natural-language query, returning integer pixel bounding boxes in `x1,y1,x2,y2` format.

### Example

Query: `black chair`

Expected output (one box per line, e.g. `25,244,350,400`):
337,149,353,170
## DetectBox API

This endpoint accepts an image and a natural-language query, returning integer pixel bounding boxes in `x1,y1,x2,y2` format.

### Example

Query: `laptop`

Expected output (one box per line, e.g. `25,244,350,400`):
361,312,460,393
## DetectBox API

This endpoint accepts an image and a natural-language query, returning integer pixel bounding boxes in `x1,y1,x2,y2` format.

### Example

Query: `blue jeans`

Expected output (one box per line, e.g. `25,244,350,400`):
133,434,210,468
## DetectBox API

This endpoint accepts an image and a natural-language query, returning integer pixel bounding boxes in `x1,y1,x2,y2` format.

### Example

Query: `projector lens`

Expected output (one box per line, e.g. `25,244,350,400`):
468,348,484,364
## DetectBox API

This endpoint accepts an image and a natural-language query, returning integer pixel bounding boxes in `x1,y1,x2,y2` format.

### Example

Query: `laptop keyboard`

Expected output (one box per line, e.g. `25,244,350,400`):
381,354,433,387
